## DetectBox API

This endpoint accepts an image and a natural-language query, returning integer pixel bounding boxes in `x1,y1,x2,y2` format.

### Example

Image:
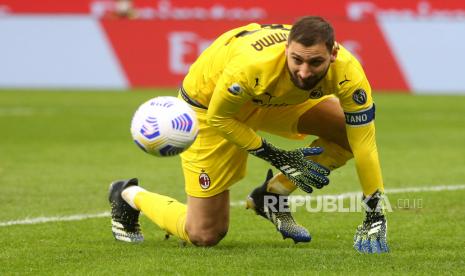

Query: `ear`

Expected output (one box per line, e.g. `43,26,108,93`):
330,42,339,63
285,42,289,55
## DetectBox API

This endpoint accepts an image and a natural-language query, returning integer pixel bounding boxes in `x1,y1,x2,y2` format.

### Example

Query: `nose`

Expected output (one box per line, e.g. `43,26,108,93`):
297,65,312,79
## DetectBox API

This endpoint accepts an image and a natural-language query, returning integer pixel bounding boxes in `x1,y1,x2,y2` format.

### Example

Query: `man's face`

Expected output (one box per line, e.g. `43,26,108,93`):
286,40,337,90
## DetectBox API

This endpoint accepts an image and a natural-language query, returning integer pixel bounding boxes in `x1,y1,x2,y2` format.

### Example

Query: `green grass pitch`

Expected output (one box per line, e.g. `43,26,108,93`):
0,90,464,274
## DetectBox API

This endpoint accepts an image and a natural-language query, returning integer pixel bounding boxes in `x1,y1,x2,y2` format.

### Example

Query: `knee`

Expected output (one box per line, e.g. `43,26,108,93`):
187,228,228,247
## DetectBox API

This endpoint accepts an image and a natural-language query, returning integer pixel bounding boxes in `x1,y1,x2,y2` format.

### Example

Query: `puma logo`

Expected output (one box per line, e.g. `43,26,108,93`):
339,75,350,86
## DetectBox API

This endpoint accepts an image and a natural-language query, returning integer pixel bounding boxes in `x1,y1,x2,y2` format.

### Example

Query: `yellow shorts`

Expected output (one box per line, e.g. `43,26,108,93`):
180,95,333,198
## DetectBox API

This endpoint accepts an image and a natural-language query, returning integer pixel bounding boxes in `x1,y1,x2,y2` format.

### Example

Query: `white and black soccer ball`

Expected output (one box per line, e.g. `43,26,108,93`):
130,96,199,157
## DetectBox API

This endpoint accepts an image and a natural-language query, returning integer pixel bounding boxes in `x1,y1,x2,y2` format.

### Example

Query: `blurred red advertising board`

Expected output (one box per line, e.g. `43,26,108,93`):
2,0,464,91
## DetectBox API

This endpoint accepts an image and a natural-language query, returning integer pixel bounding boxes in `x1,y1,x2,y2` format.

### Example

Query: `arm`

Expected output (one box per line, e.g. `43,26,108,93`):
340,77,384,196
342,81,388,253
205,68,329,193
345,108,384,196
206,71,261,150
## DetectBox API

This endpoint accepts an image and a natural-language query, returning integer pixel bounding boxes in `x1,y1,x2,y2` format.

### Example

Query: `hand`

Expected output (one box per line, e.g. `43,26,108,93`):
249,139,330,193
353,214,389,253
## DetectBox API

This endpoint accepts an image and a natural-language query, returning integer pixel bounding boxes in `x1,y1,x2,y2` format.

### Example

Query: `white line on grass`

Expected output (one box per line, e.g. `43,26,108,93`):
0,212,110,227
1,184,465,227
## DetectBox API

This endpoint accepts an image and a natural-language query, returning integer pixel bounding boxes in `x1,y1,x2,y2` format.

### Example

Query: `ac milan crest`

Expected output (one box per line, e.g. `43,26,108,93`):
199,170,211,190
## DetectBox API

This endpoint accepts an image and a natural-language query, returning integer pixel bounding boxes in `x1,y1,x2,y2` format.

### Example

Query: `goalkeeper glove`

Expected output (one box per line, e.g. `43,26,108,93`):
249,139,330,193
353,191,389,253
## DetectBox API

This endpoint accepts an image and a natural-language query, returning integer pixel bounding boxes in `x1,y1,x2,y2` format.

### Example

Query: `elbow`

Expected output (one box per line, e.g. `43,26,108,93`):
206,112,227,129
205,113,218,128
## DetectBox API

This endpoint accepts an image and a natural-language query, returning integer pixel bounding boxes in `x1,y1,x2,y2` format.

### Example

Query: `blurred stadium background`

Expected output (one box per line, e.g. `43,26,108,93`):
2,0,465,93
1,0,464,274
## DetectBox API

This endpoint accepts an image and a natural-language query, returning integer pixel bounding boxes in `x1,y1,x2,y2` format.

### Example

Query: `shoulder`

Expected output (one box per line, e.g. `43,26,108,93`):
226,36,288,94
328,45,373,111
228,24,290,57
332,45,366,85
224,53,286,96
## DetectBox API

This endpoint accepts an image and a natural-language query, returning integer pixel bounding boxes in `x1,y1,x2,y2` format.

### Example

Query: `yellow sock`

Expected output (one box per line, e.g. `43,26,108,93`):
306,138,353,170
267,173,298,194
134,191,191,243
267,138,353,195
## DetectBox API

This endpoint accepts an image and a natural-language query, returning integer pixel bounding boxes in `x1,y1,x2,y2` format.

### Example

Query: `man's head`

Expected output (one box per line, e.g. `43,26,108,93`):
286,16,338,90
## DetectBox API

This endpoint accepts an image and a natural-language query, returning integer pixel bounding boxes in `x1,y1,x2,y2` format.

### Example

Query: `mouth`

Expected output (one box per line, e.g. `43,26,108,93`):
301,76,317,85
294,75,319,90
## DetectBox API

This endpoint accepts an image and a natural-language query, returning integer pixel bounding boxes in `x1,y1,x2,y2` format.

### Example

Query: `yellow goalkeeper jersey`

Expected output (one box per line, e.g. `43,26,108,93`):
182,23,383,192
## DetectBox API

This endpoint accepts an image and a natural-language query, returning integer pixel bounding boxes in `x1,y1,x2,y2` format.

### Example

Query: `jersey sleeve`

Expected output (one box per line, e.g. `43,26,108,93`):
339,76,384,195
206,63,262,151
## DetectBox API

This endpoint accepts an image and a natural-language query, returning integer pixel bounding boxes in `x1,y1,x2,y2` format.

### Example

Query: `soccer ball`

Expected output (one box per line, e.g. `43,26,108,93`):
130,96,199,157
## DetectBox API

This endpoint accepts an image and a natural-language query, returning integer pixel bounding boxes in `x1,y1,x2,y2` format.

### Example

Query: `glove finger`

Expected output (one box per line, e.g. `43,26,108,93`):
354,227,363,243
354,237,363,252
292,175,314,193
354,226,366,252
370,237,381,253
304,170,329,188
379,237,389,253
300,147,323,157
298,182,313,193
361,238,371,253
304,172,322,187
306,161,330,176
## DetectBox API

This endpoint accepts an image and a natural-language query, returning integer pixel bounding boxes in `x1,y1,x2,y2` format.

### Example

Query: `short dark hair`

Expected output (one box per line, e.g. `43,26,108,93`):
288,16,335,52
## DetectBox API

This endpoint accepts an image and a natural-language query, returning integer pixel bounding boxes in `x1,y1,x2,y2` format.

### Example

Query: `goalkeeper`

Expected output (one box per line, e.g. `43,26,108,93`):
108,16,388,253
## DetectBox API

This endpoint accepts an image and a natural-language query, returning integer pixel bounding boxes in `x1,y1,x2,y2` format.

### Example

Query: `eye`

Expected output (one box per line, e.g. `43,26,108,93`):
293,57,303,65
309,59,324,66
